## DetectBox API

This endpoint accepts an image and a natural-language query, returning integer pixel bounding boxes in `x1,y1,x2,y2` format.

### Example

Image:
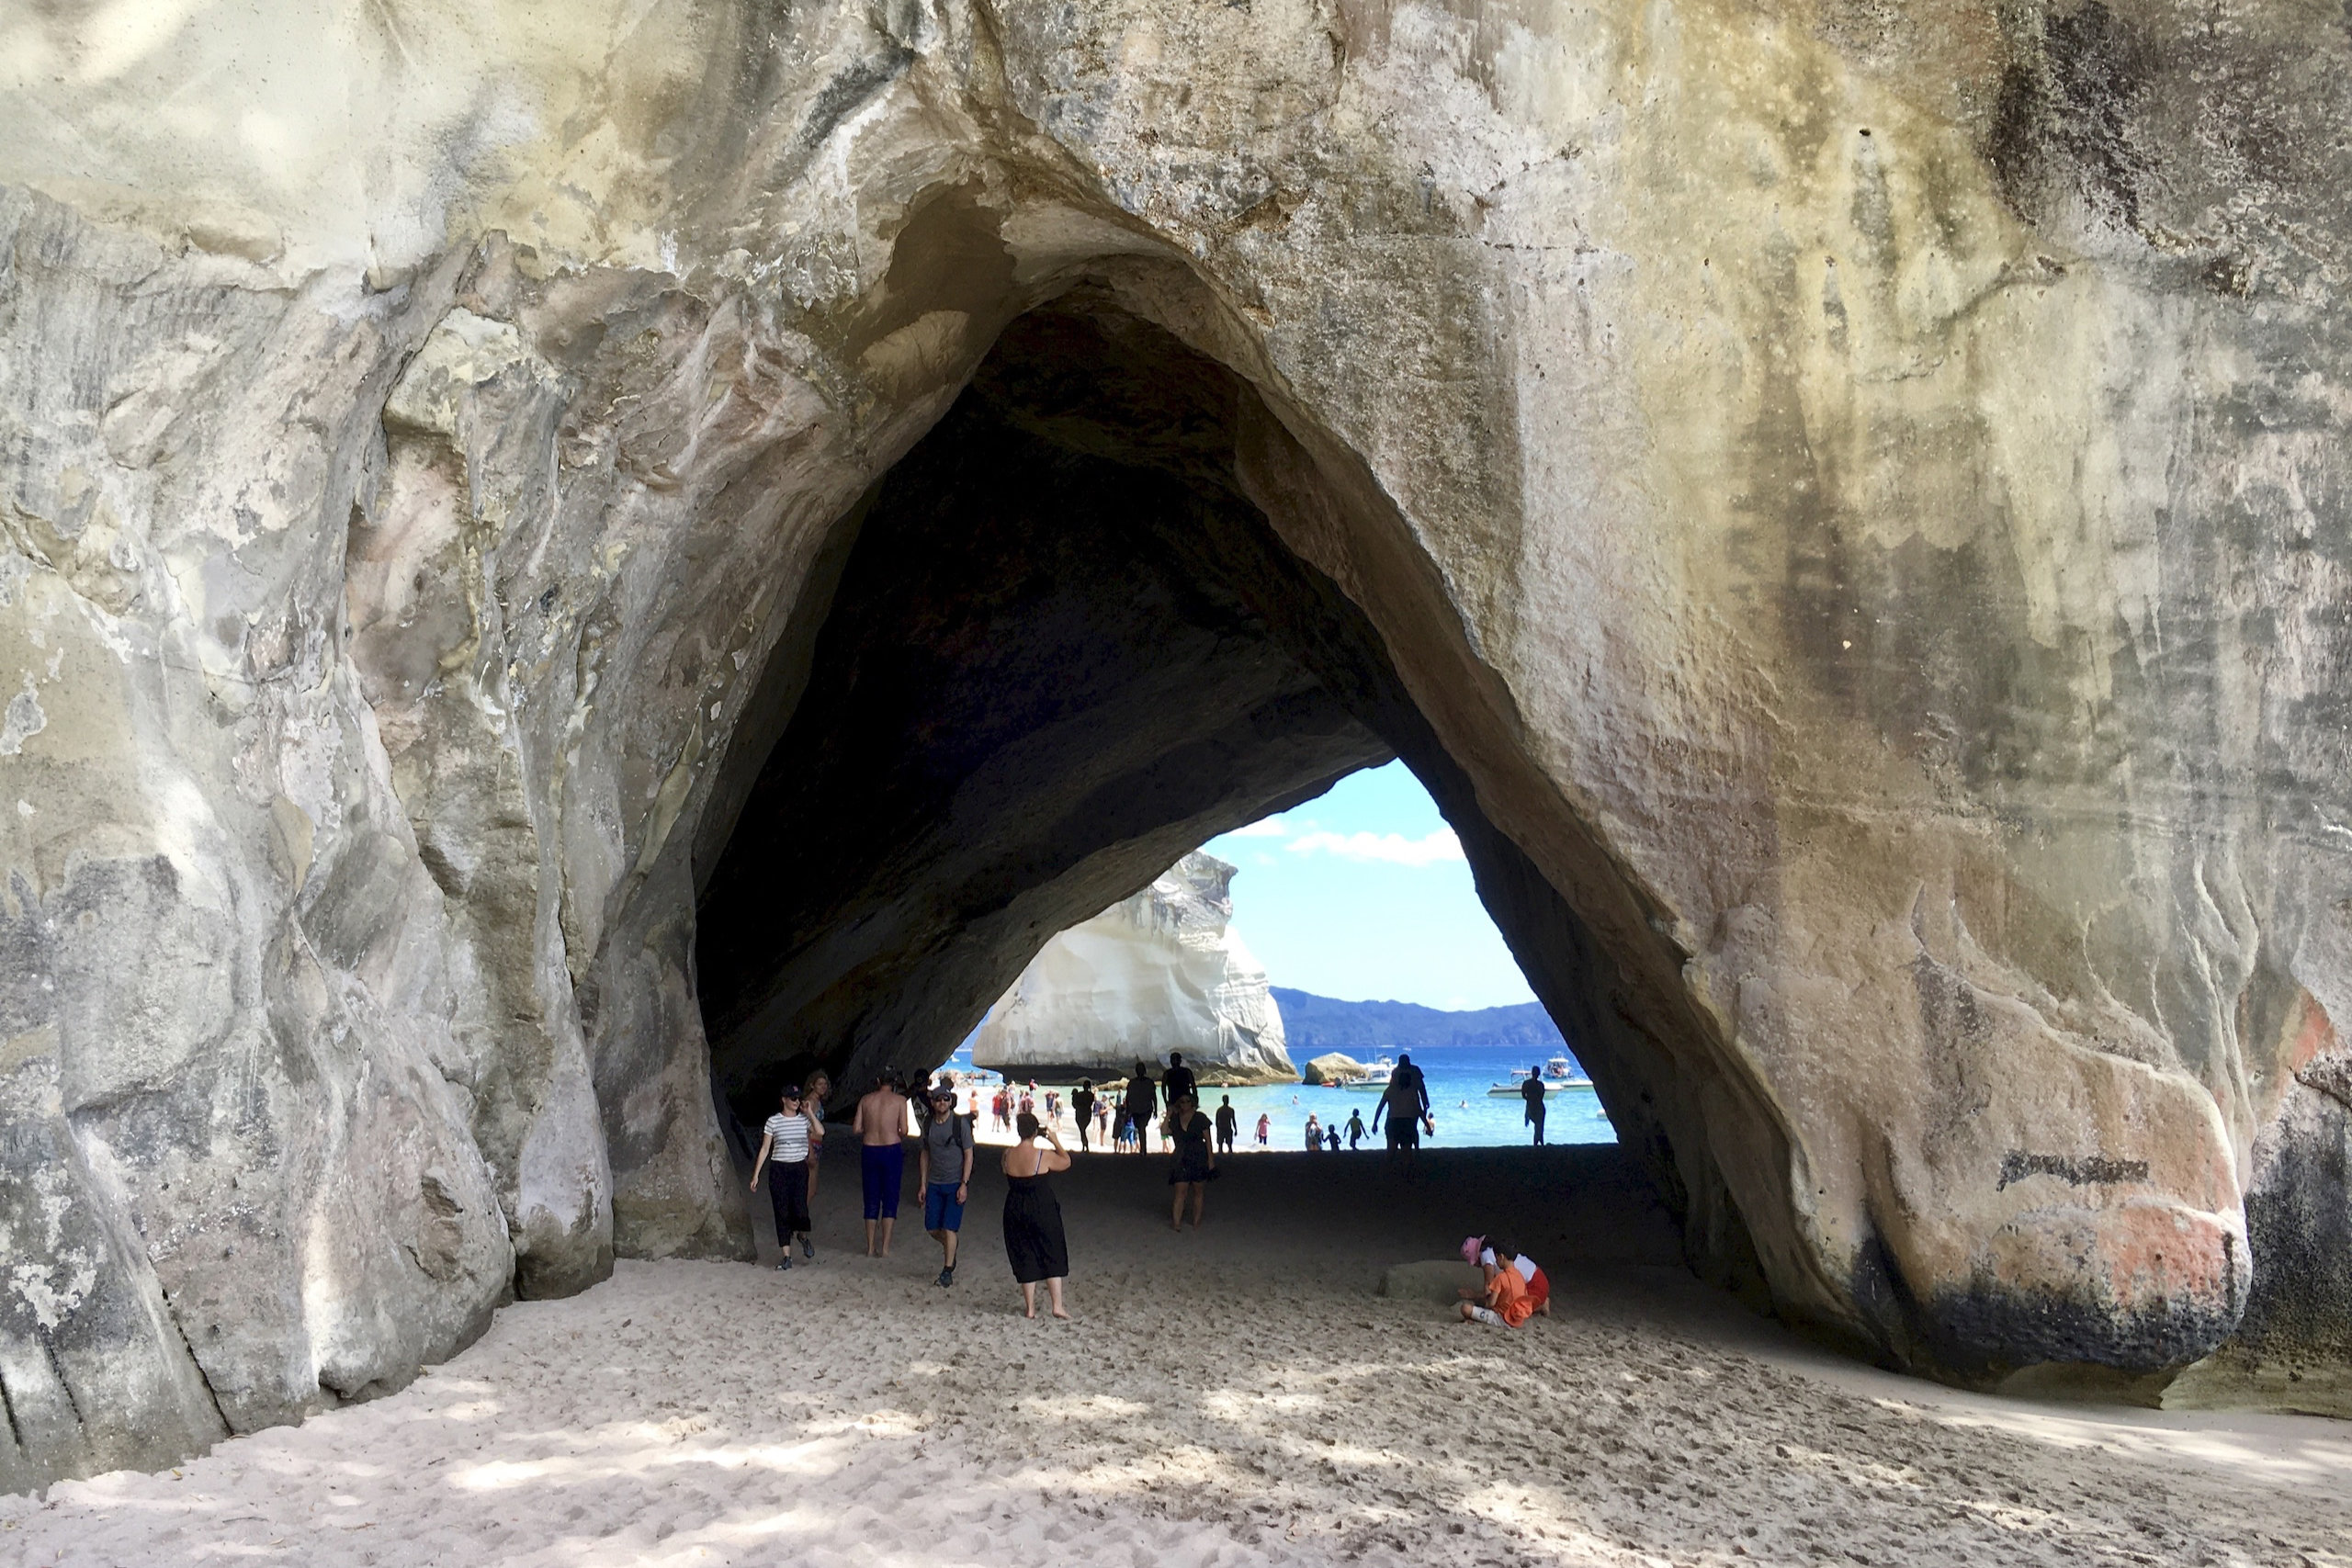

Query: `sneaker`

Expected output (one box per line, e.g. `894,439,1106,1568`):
936,1267,955,1288
775,1257,792,1271
801,1237,817,1260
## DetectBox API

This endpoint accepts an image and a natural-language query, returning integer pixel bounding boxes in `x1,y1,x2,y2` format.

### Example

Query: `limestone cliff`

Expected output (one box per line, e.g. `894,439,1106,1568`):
2,0,2349,1492
974,853,1296,1085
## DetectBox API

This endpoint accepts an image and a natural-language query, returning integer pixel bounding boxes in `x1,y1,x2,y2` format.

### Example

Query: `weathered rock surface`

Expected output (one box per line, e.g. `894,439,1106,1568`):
1303,1054,1370,1088
2,0,2349,1492
973,852,1296,1086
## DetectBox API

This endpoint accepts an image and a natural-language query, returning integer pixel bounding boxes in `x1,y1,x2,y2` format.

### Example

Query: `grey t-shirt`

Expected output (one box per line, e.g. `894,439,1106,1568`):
922,1112,972,1179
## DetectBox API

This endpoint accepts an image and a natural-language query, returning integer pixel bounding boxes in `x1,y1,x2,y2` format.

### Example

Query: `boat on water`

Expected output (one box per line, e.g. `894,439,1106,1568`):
1341,1056,1396,1090
1487,1056,1595,1095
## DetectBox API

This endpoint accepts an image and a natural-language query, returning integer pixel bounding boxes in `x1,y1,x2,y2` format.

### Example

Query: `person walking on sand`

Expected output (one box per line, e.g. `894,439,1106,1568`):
1521,1066,1548,1145
854,1072,912,1257
918,1082,975,1288
1095,1097,1112,1148
1122,1062,1159,1155
1214,1094,1238,1154
749,1085,820,1268
1001,1111,1071,1319
799,1070,833,1206
1164,1093,1217,1229
1345,1108,1366,1149
1070,1079,1097,1152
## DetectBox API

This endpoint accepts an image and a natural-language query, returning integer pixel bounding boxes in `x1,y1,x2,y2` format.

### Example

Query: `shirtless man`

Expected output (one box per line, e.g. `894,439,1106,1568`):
854,1073,913,1257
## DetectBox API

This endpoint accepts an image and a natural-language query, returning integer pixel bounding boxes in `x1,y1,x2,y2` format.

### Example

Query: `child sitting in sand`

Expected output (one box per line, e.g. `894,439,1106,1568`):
1459,1249,1531,1327
1460,1235,1552,1318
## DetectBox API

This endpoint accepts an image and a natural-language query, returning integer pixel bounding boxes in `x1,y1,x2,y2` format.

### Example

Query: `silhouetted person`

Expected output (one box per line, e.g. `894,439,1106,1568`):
1002,1111,1071,1318
1373,1053,1432,1170
1071,1080,1098,1151
1162,1051,1197,1111
1123,1062,1159,1154
1164,1094,1216,1229
1345,1109,1366,1149
1521,1067,1547,1145
1214,1094,1238,1153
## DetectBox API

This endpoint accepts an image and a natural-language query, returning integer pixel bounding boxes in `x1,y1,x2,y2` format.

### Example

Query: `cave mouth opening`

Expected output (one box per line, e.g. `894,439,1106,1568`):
687,288,1647,1191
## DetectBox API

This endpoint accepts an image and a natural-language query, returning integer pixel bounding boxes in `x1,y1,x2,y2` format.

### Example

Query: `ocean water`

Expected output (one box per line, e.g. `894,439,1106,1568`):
944,1043,1617,1151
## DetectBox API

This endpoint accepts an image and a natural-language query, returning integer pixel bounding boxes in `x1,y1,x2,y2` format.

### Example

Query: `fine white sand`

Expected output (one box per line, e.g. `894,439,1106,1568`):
6,1145,2348,1567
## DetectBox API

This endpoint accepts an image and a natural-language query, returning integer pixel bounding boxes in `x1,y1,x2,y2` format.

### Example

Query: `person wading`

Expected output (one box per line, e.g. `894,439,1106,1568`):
1372,1052,1433,1172
1165,1094,1216,1229
1070,1079,1097,1152
1214,1094,1238,1154
748,1085,820,1268
918,1082,975,1287
1122,1062,1159,1155
1001,1111,1072,1319
1521,1067,1548,1145
854,1073,911,1257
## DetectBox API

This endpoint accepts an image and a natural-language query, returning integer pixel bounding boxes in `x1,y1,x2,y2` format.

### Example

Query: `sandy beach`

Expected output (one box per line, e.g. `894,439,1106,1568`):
6,1144,2346,1567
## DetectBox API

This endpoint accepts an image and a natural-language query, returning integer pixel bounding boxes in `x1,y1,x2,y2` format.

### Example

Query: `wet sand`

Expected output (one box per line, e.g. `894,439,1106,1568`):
6,1145,2347,1567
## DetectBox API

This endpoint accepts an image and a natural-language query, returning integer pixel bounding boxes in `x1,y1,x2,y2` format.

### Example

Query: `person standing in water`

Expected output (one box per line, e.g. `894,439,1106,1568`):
1372,1053,1433,1170
1070,1079,1098,1152
1345,1108,1366,1149
854,1073,911,1257
1521,1067,1548,1145
1001,1111,1071,1319
1162,1052,1197,1112
1214,1094,1238,1154
1164,1093,1216,1229
918,1082,974,1287
749,1085,819,1268
1122,1062,1159,1155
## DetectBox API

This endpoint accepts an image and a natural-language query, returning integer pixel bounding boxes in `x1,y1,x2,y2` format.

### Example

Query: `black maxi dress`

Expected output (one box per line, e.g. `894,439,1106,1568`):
1168,1111,1216,1185
1002,1167,1069,1284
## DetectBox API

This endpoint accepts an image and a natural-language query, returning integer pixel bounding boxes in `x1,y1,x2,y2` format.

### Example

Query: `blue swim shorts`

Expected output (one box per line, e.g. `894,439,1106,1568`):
922,1179,966,1233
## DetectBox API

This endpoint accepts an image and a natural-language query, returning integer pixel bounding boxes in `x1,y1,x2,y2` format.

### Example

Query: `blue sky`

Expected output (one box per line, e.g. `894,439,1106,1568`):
1197,760,1536,1010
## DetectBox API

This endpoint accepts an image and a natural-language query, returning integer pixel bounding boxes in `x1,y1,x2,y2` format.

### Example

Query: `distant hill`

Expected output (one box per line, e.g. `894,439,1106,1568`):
1271,988,1580,1067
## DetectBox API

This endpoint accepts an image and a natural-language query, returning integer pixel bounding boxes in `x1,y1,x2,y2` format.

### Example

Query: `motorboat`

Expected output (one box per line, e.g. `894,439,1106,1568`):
1342,1056,1396,1090
1488,1059,1595,1095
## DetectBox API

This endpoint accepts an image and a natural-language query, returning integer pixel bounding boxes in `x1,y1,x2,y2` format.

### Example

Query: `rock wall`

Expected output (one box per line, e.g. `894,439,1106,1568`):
974,852,1297,1085
2,0,2348,1490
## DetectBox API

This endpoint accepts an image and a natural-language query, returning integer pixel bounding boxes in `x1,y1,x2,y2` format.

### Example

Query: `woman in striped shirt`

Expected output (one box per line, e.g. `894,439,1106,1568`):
750,1086,822,1268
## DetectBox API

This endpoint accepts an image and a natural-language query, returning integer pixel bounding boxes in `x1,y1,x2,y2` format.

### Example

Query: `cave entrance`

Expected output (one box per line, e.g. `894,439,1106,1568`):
686,289,1692,1243
959,758,1617,1154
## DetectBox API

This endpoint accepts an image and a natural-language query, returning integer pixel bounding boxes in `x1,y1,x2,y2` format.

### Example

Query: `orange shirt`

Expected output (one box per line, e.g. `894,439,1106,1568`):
1486,1263,1532,1327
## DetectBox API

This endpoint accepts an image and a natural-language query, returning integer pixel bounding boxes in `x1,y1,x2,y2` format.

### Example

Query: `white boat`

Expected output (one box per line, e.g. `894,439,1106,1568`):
1488,1060,1595,1095
1342,1056,1396,1090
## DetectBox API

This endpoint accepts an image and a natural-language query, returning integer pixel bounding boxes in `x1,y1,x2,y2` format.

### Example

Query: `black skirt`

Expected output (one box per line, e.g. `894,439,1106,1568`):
1002,1173,1069,1283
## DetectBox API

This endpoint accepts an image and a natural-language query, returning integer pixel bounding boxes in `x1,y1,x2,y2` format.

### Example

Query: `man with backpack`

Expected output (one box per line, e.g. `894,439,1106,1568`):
918,1081,976,1288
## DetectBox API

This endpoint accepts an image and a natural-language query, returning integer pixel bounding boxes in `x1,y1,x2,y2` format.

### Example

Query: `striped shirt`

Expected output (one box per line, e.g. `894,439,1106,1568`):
763,1111,811,1163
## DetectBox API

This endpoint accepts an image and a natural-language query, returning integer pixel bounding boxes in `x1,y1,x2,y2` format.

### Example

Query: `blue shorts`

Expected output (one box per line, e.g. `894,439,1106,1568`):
923,1180,966,1233
861,1143,905,1220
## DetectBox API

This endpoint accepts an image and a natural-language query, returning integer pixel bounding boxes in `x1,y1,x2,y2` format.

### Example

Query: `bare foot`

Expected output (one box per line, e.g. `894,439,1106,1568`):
1050,1306,1071,1320
1024,1305,1037,1319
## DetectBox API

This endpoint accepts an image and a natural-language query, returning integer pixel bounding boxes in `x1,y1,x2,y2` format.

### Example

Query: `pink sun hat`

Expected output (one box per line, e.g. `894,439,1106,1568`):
1460,1235,1486,1266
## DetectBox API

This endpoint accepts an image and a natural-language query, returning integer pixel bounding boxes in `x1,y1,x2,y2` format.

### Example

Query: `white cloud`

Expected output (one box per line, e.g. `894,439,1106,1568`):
1283,828,1464,866
1225,815,1296,838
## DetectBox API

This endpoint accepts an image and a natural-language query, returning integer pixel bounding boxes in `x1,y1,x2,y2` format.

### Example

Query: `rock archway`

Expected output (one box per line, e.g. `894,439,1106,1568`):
4,0,2348,1495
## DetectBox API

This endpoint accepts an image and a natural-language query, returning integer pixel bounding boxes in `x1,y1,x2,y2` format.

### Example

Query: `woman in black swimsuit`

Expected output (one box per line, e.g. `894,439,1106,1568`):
1164,1093,1216,1231
1001,1111,1071,1319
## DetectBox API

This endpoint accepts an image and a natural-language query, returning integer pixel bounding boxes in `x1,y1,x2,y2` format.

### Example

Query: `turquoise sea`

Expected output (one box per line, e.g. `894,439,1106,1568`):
944,1042,1617,1150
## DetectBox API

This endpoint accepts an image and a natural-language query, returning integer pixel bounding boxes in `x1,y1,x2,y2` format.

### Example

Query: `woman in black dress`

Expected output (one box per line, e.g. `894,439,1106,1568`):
1001,1111,1071,1318
1164,1093,1216,1231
